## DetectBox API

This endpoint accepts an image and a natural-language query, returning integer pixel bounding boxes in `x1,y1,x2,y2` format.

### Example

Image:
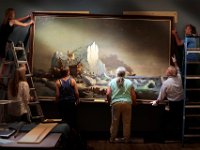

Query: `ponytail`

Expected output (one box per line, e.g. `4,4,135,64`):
116,77,124,88
115,66,126,88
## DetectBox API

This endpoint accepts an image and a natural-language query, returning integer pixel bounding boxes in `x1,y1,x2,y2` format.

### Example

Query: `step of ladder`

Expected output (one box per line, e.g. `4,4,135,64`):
18,60,28,64
186,88,200,91
184,134,200,138
186,102,200,105
31,115,44,119
185,105,200,109
2,60,15,65
186,114,200,117
14,47,25,51
30,87,36,91
186,75,200,79
188,127,200,130
29,101,40,105
187,47,200,53
25,73,33,77
187,62,200,64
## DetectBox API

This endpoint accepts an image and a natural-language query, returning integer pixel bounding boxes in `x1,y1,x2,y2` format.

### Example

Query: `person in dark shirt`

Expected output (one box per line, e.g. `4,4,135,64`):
0,8,34,60
55,67,84,150
172,24,199,63
55,66,79,128
0,8,34,88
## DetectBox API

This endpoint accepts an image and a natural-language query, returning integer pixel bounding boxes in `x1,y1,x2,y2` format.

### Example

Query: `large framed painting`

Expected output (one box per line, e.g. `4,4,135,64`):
30,12,173,100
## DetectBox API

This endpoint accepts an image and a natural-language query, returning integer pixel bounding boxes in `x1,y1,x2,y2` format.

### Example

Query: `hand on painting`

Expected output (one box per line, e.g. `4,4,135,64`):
171,55,176,63
75,99,80,105
150,100,158,106
30,20,34,25
171,28,177,36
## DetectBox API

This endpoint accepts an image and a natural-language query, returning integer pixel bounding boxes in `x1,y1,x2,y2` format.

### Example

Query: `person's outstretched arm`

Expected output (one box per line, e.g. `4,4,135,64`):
13,19,34,27
172,55,179,70
172,29,184,46
16,14,31,22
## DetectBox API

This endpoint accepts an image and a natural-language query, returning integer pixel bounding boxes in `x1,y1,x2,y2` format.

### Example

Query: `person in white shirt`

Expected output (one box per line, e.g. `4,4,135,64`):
152,56,183,105
7,65,31,122
151,55,184,140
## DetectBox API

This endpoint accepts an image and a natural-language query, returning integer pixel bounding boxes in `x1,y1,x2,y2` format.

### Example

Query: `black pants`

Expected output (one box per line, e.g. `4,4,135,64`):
58,101,88,150
163,100,184,140
58,100,77,129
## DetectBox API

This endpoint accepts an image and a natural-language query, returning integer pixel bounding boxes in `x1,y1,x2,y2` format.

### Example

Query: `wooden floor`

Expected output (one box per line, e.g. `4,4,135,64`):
87,140,200,150
86,139,200,150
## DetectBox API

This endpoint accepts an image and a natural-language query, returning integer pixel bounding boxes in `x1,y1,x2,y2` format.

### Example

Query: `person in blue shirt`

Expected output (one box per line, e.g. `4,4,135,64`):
55,66,79,128
106,66,136,143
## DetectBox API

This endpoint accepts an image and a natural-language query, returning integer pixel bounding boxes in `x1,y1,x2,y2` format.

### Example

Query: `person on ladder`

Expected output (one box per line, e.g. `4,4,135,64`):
172,24,199,76
0,8,34,88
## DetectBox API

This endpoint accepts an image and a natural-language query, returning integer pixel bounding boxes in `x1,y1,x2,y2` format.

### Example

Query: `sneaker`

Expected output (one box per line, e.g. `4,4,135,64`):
114,138,121,143
109,138,115,143
124,139,131,143
109,138,121,143
123,138,131,143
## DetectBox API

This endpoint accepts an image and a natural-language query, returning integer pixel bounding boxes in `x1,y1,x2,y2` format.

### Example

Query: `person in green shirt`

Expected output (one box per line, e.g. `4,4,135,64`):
106,66,136,143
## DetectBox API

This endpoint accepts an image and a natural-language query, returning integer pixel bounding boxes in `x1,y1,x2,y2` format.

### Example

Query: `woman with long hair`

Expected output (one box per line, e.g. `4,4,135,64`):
0,8,34,87
7,66,31,122
0,8,34,60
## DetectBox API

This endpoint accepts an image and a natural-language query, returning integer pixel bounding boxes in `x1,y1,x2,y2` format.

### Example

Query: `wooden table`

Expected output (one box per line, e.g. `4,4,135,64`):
0,132,62,149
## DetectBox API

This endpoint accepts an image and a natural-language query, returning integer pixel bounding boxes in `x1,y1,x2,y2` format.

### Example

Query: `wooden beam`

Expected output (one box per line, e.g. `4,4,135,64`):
123,11,178,23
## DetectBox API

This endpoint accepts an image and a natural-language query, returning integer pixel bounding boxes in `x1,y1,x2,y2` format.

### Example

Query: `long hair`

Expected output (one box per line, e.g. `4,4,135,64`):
116,67,126,88
186,24,197,35
2,8,15,25
10,67,26,97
